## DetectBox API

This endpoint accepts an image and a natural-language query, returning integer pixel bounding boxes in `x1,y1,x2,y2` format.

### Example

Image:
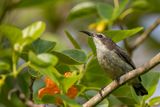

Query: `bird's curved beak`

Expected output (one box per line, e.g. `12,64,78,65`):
80,31,93,37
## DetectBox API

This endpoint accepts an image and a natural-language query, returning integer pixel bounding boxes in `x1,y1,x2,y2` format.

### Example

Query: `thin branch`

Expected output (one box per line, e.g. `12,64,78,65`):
124,39,132,56
83,52,160,107
114,0,119,8
131,18,160,50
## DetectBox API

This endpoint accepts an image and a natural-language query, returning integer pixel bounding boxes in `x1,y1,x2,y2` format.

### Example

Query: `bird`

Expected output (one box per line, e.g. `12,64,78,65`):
81,30,148,96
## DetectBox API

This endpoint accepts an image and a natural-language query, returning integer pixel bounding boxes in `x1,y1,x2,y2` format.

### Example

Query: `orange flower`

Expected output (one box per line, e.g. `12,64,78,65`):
67,86,78,99
38,77,60,98
38,72,78,105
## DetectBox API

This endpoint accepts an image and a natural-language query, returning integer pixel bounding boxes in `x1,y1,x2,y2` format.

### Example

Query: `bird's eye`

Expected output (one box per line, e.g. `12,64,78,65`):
97,34,103,38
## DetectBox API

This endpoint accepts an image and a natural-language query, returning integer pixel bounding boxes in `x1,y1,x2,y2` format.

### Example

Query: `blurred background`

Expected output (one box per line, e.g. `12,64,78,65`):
0,0,160,106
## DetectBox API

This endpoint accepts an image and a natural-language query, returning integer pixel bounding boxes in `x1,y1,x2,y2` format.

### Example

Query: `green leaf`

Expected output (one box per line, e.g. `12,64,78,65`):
60,95,81,107
104,27,143,42
97,3,113,20
22,21,45,45
14,21,46,51
108,95,123,107
112,0,129,20
30,63,61,86
65,30,81,49
41,95,58,104
0,61,10,70
88,37,96,55
33,79,45,104
112,85,137,105
52,49,87,65
0,25,22,45
29,51,58,67
148,96,160,106
142,72,160,100
60,72,80,93
68,2,96,20
81,56,111,87
131,72,160,104
31,38,56,54
17,72,30,96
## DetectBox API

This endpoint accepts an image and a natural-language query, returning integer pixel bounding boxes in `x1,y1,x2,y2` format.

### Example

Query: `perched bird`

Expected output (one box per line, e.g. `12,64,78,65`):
81,31,148,96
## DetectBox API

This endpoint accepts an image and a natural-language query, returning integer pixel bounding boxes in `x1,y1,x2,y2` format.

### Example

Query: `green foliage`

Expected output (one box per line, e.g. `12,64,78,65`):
0,25,22,45
29,51,58,67
68,2,96,20
52,49,87,65
97,3,113,20
82,57,111,87
104,27,143,42
31,38,56,54
65,30,81,49
0,0,160,107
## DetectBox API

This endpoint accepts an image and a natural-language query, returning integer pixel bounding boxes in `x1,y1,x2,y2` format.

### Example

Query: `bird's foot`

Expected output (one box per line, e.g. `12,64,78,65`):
99,87,105,98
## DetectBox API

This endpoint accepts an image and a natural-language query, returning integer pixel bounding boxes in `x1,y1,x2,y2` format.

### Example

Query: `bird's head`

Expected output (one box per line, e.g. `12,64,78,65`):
80,31,112,49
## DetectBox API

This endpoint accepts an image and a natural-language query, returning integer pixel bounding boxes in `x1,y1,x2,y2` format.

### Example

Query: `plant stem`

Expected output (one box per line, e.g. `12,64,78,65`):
17,61,30,74
12,51,18,77
114,0,119,8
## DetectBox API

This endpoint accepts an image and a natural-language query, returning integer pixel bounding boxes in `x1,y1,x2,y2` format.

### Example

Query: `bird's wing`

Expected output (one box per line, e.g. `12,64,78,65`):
114,46,142,81
114,46,136,69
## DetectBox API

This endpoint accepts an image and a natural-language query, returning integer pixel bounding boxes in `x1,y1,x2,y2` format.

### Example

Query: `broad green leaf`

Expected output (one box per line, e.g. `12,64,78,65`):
97,3,113,20
15,21,46,51
97,98,109,107
81,56,111,87
0,61,10,70
65,30,81,49
41,95,58,104
68,2,96,20
112,85,137,105
142,71,160,100
30,63,61,86
32,79,45,104
88,37,96,55
52,49,87,65
60,72,81,93
41,94,81,106
104,27,143,42
108,95,123,107
132,0,149,10
60,95,81,107
17,72,30,96
148,96,160,106
29,51,58,67
22,21,45,44
131,72,160,104
0,25,22,45
31,38,56,54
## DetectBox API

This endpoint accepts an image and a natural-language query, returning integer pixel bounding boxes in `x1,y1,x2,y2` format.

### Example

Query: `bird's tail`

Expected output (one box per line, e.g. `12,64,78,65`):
132,83,148,96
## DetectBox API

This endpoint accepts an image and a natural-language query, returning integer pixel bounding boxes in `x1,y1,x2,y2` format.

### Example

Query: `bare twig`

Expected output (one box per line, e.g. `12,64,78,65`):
83,52,160,107
18,91,44,107
131,18,160,50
